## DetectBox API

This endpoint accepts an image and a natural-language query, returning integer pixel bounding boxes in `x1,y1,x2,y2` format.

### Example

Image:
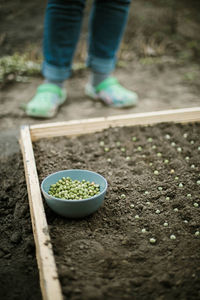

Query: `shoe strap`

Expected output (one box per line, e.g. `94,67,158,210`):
95,77,118,93
37,83,62,97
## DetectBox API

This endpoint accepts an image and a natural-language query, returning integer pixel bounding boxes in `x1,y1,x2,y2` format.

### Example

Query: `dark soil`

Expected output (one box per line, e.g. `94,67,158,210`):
33,122,200,300
1,0,200,299
0,153,42,300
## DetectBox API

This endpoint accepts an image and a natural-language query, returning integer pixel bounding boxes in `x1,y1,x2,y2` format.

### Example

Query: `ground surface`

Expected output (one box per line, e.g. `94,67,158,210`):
0,153,42,300
34,123,200,300
0,0,200,299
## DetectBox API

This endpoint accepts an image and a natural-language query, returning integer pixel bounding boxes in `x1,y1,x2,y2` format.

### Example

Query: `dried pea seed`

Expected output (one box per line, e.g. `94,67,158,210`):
149,238,156,244
147,137,153,142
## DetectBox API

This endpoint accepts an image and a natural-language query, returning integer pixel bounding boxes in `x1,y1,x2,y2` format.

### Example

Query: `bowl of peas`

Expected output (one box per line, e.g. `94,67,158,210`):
41,169,108,218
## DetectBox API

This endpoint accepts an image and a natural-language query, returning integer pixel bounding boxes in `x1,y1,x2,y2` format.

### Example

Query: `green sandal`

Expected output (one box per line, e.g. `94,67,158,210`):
85,77,138,108
23,83,67,118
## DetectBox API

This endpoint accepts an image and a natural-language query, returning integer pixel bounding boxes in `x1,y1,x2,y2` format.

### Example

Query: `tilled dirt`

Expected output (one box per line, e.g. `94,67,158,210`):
1,0,200,299
33,122,200,300
0,153,42,300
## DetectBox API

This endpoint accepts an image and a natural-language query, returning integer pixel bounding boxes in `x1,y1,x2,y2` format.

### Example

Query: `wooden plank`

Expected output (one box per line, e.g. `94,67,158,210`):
30,107,200,141
20,125,63,300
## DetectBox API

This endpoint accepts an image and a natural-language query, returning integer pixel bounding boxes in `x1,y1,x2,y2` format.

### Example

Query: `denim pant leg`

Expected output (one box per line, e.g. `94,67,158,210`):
87,0,132,74
42,0,86,81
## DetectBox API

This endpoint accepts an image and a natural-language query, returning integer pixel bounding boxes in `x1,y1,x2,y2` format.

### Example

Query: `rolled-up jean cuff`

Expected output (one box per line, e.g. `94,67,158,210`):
42,61,71,81
86,55,116,74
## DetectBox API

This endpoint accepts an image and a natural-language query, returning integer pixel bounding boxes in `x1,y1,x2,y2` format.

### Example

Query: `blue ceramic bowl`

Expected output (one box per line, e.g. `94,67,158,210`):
41,169,108,218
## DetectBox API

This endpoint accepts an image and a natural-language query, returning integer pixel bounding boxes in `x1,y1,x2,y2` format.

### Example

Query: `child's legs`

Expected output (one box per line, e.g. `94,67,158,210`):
87,0,131,74
42,0,86,81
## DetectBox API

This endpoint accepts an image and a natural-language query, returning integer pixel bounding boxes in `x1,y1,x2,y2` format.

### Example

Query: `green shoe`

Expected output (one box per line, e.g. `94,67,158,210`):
24,83,67,118
85,77,138,108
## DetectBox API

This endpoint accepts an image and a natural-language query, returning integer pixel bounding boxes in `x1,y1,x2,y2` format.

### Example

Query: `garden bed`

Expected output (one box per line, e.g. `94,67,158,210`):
33,121,200,300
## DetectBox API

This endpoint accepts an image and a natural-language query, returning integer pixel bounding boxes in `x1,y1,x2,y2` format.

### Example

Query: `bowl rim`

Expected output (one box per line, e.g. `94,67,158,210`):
41,169,108,203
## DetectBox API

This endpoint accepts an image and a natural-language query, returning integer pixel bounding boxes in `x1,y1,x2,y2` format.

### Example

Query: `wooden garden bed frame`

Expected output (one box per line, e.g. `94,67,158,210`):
20,107,200,300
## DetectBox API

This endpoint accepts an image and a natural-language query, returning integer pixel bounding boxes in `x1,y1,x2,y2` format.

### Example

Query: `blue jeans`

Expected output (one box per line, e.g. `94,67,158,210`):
42,0,131,81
